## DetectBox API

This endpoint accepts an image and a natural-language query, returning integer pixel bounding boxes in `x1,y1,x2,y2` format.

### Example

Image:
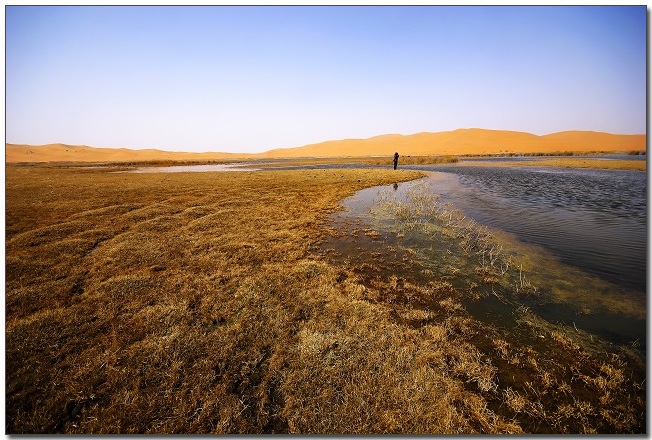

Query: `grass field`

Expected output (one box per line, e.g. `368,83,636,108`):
5,164,645,433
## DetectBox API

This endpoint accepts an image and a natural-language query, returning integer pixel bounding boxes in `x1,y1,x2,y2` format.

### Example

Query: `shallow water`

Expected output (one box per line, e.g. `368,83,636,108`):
417,165,646,294
124,163,262,173
321,167,646,347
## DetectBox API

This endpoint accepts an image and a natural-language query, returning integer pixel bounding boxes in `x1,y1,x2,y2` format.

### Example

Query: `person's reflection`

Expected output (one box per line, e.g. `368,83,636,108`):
393,183,399,191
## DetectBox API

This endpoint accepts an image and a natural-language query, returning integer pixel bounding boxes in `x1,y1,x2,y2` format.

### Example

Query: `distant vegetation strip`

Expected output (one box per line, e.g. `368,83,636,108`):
251,155,460,168
369,155,460,165
465,158,646,171
461,150,645,157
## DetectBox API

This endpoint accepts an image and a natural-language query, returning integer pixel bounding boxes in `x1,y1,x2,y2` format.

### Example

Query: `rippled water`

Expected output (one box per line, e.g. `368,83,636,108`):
324,164,646,346
424,165,646,294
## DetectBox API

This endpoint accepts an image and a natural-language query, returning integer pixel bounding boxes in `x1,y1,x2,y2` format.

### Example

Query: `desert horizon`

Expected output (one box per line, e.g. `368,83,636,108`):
5,128,646,163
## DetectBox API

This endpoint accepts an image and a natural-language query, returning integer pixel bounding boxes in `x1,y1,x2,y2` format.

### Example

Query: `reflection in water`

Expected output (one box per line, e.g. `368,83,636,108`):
124,164,262,173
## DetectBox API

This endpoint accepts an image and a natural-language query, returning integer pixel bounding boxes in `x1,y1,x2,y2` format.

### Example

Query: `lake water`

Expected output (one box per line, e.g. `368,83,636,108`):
124,163,262,173
418,165,647,294
324,164,646,346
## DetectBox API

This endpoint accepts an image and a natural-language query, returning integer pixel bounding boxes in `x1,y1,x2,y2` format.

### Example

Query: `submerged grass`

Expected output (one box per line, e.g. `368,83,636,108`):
361,182,645,319
369,183,538,297
6,165,645,434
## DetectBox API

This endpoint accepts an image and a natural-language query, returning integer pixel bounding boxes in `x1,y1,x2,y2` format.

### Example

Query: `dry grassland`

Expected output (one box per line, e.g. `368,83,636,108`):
5,165,645,434
462,157,646,171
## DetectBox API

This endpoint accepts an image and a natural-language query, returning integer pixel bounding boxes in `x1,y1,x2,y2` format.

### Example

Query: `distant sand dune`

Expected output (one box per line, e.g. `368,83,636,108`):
6,129,646,163
260,129,646,158
5,143,250,163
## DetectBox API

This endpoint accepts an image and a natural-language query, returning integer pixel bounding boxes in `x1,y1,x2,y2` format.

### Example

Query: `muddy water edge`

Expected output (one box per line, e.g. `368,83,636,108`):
314,170,646,433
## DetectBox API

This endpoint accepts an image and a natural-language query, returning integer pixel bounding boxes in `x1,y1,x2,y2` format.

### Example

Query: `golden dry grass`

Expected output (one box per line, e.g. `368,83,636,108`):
5,164,645,434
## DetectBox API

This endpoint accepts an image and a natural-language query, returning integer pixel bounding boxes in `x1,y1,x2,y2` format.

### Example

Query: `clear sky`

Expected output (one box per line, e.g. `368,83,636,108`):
5,5,647,153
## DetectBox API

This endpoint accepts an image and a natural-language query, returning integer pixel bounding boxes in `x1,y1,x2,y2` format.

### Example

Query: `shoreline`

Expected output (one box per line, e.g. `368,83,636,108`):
7,153,645,172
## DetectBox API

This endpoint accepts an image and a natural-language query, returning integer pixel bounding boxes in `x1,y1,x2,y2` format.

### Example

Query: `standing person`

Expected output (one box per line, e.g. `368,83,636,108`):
393,152,399,170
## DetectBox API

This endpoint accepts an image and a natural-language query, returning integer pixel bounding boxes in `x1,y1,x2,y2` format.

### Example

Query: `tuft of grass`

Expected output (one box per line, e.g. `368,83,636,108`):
371,182,538,296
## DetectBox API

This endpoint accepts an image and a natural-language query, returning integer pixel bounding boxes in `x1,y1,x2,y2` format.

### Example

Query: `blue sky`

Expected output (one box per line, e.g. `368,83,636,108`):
5,6,647,153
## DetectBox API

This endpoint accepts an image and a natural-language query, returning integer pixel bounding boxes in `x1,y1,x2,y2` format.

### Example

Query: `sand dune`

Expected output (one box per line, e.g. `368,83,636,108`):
5,143,251,163
6,129,646,163
260,129,646,158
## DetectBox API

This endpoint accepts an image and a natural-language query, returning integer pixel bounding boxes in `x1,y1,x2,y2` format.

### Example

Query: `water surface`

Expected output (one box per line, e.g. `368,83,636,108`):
322,165,646,347
124,163,262,173
419,165,646,294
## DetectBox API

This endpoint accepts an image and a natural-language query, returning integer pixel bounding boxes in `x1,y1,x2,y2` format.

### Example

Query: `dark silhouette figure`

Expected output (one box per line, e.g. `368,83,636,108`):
393,152,399,170
393,183,399,191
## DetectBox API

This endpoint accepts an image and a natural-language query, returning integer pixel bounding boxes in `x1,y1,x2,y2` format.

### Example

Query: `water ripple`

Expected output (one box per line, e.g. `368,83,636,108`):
423,165,646,293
